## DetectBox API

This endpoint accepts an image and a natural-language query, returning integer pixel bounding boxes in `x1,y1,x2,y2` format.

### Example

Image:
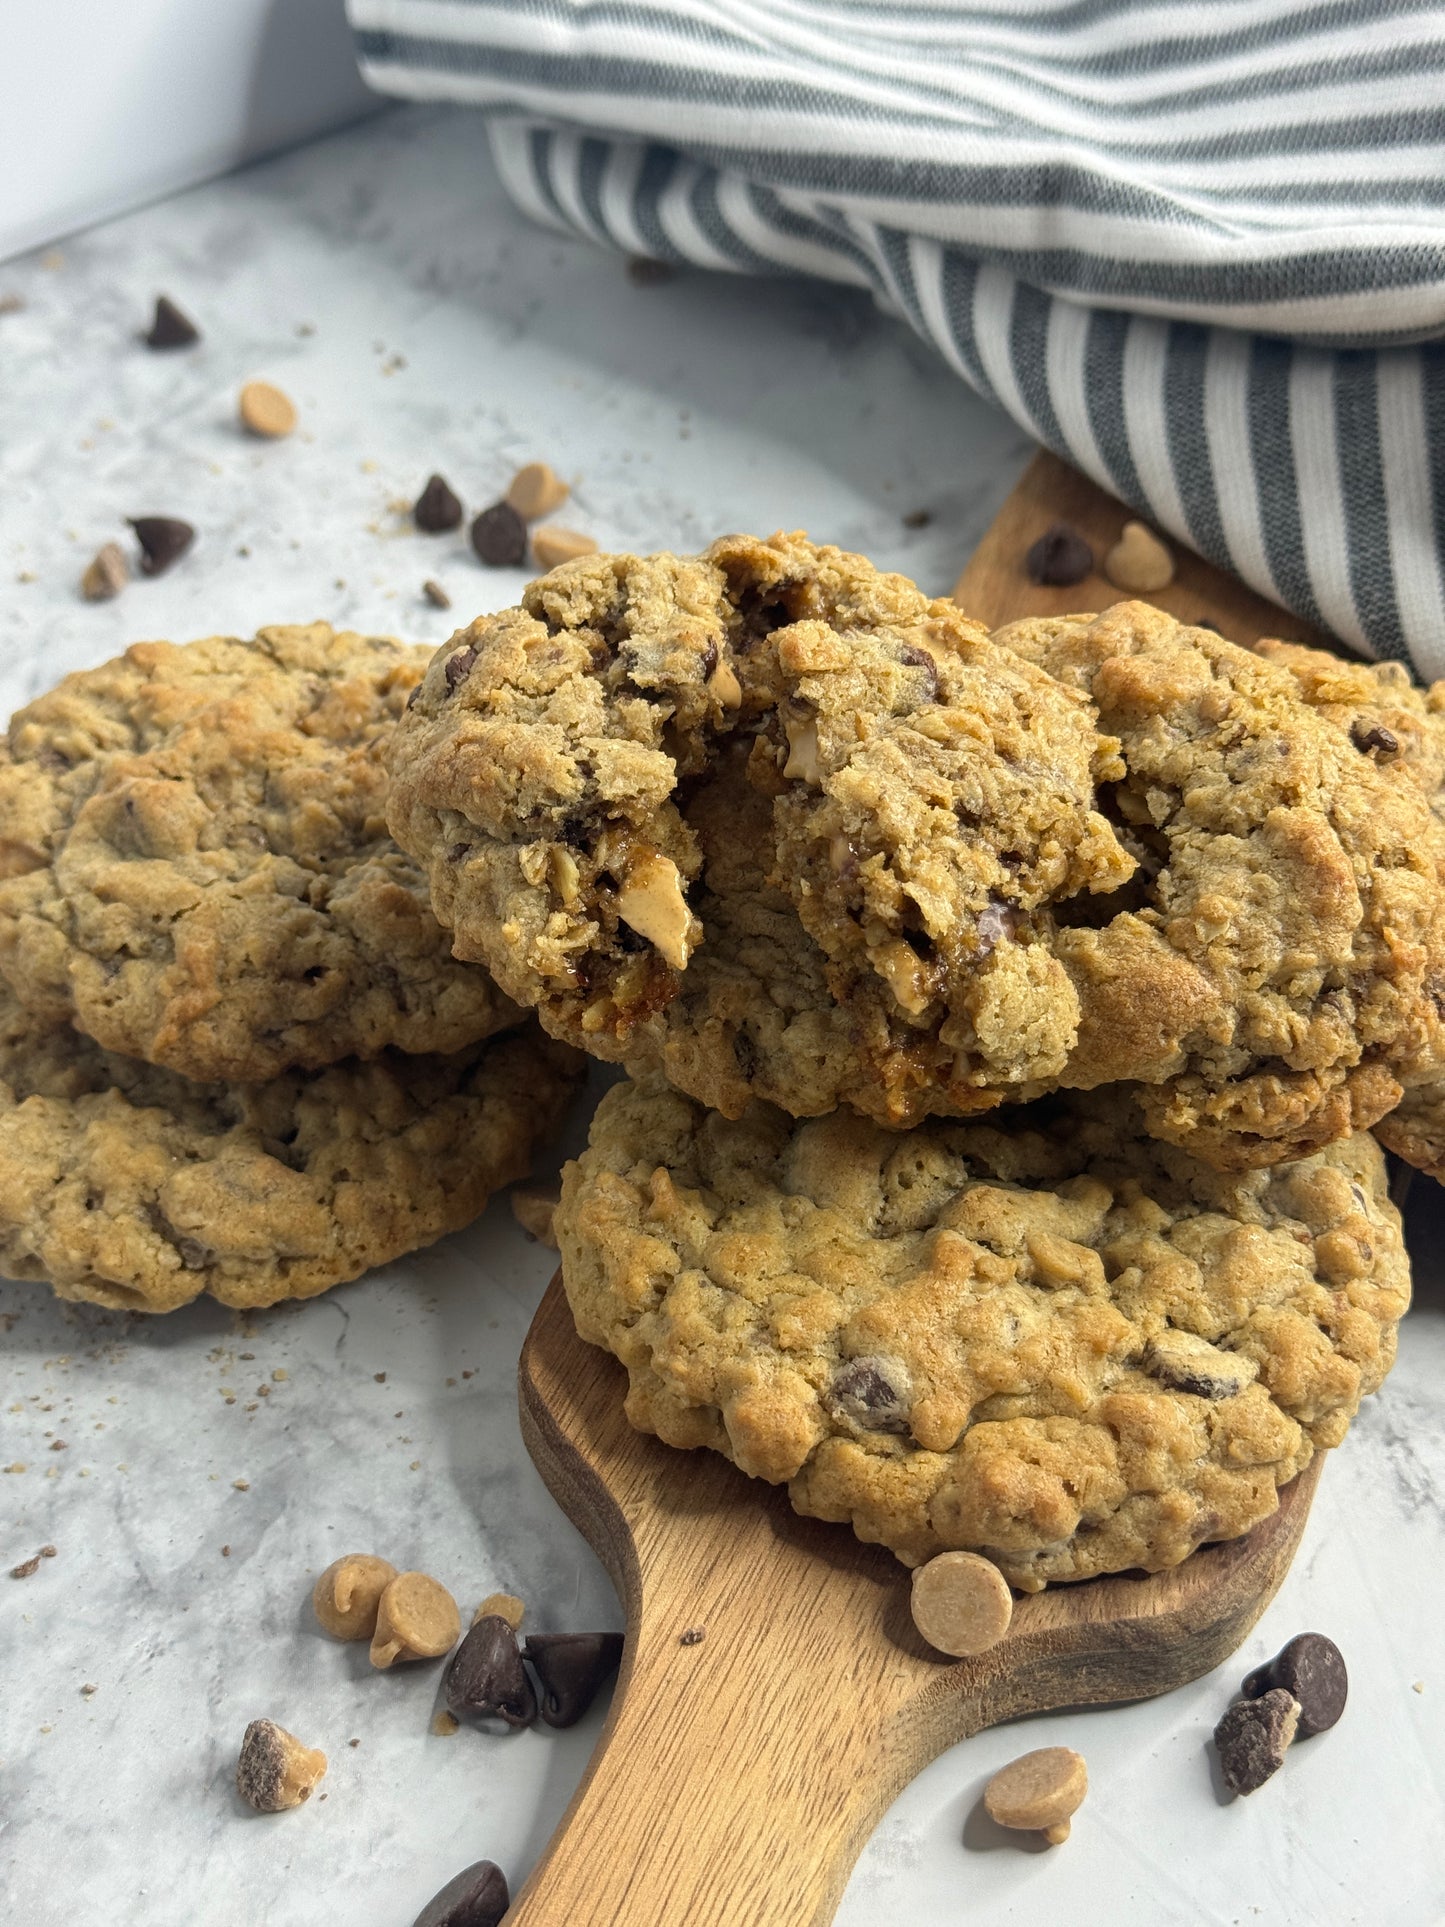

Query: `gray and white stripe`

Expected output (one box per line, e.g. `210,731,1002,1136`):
349,0,1445,671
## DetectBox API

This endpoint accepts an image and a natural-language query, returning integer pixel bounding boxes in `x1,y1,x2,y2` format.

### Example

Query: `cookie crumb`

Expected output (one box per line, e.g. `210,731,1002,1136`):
236,1719,327,1812
678,1626,705,1647
983,1747,1087,1842
144,295,200,350
1104,520,1174,593
80,1682,97,1695
432,1710,460,1737
423,578,452,609
910,1551,1012,1657
81,542,128,601
232,1479,250,1491
1214,1689,1300,1795
10,1555,41,1579
510,1184,560,1247
239,380,297,439
1412,1680,1424,1694
532,525,598,571
272,1368,287,1383
49,1439,67,1451
39,1544,56,1559
374,1372,387,1384
0,292,24,316
221,1545,231,1557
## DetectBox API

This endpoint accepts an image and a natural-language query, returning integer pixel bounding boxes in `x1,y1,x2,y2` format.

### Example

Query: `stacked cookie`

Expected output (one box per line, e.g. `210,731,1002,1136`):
0,622,584,1312
385,532,1429,1589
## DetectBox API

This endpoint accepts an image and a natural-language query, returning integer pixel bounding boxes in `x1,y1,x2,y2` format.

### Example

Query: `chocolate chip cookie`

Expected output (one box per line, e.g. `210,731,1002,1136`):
994,603,1445,1167
556,1076,1407,1587
387,533,1133,1126
0,986,583,1312
0,624,519,1081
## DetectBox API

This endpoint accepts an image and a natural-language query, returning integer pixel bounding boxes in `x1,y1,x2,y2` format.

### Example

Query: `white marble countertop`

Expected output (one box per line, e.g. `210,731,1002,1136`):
1,104,1443,1927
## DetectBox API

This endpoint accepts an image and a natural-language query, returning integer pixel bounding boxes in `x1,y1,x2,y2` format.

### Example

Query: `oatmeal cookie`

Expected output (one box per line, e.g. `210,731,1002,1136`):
994,603,1445,1166
556,1076,1407,1588
387,533,1132,1125
0,624,519,1080
0,987,583,1312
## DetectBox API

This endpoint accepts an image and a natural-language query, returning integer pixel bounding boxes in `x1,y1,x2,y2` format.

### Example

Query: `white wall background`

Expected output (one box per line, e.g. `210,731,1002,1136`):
0,0,381,263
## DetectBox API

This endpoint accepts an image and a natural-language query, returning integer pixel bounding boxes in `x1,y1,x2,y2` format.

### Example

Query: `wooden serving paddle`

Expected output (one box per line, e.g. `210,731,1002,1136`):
506,454,1333,1925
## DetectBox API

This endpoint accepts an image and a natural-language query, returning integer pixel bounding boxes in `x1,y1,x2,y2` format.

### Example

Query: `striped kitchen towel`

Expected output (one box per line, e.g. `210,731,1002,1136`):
348,0,1445,676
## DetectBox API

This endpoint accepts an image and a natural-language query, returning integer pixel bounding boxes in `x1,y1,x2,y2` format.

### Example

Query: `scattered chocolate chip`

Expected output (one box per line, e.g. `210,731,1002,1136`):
10,1556,40,1579
470,501,527,568
144,295,200,349
627,256,674,286
678,1626,706,1647
415,474,463,534
1024,522,1093,587
444,645,477,692
897,643,939,702
128,516,195,577
975,895,1021,958
412,1859,510,1927
1351,720,1400,757
524,1632,624,1728
444,1615,537,1728
423,578,452,609
1242,1634,1347,1737
828,1356,911,1433
901,508,932,529
1214,1688,1300,1795
81,542,129,601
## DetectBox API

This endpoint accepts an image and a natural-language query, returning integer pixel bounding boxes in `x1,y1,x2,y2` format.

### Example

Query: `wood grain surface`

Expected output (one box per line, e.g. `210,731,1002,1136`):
952,449,1338,652
506,450,1338,1926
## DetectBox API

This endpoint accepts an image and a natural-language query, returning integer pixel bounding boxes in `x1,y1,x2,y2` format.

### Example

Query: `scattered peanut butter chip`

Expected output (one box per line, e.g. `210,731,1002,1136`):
144,295,200,349
81,542,129,601
128,516,195,576
239,380,297,439
423,578,452,609
1024,521,1093,587
506,462,569,521
983,1747,1087,1840
910,1551,1013,1657
235,1719,327,1812
782,708,822,784
370,1571,461,1669
473,1592,525,1632
510,1185,560,1247
707,659,742,709
413,1859,510,1927
10,1556,40,1579
313,1553,398,1641
616,851,697,970
431,1709,460,1737
271,1368,287,1383
414,473,463,533
470,501,527,567
1104,520,1175,593
532,524,599,571
1214,1689,1300,1795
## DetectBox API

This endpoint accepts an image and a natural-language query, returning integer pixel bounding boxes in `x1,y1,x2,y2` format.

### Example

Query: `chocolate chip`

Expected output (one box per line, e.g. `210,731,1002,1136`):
144,295,200,349
415,474,463,534
524,1632,624,1728
627,256,674,286
444,1615,537,1728
1242,1634,1347,1738
731,1029,759,1080
678,1626,706,1646
470,501,527,568
699,639,719,679
1214,1689,1300,1795
828,1356,911,1434
902,508,932,529
128,516,195,577
411,1858,510,1927
975,894,1021,958
897,643,939,702
423,579,452,609
444,646,477,692
1351,720,1400,757
1023,522,1093,587
1142,1332,1255,1401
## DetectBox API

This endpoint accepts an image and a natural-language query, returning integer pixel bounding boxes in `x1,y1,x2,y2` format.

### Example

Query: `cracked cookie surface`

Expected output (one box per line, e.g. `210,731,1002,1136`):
0,985,583,1312
0,623,520,1080
993,604,1445,1167
386,533,1131,1127
556,1075,1407,1587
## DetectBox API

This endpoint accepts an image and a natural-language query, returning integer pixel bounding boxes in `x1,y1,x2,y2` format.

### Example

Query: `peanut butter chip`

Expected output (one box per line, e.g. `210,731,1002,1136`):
236,1719,327,1812
616,852,697,970
312,1553,397,1641
505,462,570,520
984,1747,1087,1840
369,1571,461,1668
239,380,298,439
532,524,598,571
81,543,128,601
473,1591,526,1631
1104,520,1175,593
910,1551,1013,1656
